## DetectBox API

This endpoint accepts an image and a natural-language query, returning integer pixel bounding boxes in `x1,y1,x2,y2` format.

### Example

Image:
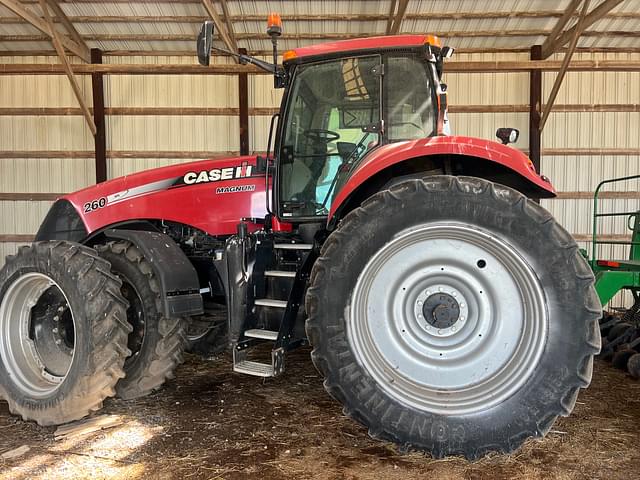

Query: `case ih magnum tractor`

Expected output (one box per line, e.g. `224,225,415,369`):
0,19,600,459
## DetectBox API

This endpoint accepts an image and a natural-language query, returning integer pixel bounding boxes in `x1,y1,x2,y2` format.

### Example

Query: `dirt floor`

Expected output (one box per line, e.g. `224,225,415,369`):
0,350,639,480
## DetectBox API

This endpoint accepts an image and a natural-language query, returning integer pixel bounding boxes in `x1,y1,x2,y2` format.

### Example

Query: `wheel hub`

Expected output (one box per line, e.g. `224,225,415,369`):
423,292,460,329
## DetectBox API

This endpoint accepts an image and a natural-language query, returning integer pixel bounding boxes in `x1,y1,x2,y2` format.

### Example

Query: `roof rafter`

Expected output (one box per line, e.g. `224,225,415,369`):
42,0,90,56
37,0,96,135
540,0,592,131
540,0,582,59
0,0,90,61
202,0,238,61
386,0,409,35
543,0,625,58
218,0,237,49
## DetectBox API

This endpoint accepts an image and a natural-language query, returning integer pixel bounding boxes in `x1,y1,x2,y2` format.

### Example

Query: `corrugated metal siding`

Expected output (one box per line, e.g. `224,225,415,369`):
0,55,95,269
1,50,639,311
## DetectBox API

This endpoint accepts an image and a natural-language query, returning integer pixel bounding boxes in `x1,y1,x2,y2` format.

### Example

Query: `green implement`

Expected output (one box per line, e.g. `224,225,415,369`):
590,174,640,305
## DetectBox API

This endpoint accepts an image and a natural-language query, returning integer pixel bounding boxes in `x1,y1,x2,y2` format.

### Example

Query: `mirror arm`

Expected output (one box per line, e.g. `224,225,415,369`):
210,45,277,74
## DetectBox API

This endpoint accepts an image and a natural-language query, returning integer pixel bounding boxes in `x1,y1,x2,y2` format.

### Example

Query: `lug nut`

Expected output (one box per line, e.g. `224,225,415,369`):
417,301,423,306
58,306,65,312
53,315,59,321
52,328,58,334
55,339,61,345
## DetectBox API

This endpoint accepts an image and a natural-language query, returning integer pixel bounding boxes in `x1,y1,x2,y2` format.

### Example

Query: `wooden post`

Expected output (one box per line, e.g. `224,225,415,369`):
238,47,249,156
529,45,542,174
91,48,107,183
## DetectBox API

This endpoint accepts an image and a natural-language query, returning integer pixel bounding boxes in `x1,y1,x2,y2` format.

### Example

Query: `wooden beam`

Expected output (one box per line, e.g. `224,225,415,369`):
7,104,640,116
541,0,582,59
0,0,90,61
3,11,640,24
540,0,591,132
3,29,640,44
389,0,410,35
385,0,397,35
218,0,237,50
3,10,640,24
0,193,61,201
529,45,542,173
91,49,107,182
546,0,625,58
202,0,237,56
556,191,640,200
7,59,640,75
0,234,36,243
238,47,249,156
44,0,89,55
38,0,96,135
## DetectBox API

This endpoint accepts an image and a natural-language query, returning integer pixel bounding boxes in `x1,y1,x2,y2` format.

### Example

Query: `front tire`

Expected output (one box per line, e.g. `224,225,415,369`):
0,241,131,425
96,241,187,400
305,176,601,459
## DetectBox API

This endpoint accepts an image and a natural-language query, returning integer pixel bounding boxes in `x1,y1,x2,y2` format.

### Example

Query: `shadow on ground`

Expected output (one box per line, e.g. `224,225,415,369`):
1,350,639,479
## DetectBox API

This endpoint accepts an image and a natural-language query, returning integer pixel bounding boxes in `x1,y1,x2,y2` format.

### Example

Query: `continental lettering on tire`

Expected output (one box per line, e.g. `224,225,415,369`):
216,185,256,194
83,197,107,213
183,163,253,185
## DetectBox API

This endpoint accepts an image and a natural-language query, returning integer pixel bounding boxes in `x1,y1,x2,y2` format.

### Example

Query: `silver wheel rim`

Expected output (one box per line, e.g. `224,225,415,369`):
349,222,548,415
0,272,76,398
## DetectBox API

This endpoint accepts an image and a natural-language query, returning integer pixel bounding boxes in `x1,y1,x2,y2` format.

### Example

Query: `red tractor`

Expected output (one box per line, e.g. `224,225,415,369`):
0,19,600,459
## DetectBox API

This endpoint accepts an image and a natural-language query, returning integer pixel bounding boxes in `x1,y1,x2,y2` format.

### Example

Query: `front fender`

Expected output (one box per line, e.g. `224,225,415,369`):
328,135,555,223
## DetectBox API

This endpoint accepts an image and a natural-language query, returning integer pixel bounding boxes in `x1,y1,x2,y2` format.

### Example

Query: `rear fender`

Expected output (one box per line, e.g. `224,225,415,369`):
328,136,555,226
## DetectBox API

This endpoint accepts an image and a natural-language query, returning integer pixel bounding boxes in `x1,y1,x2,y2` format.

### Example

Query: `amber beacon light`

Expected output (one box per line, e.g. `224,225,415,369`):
267,13,283,37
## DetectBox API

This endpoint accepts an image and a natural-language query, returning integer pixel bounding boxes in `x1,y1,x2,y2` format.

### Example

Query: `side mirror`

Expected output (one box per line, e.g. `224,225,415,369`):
441,46,455,58
197,21,214,66
496,127,519,145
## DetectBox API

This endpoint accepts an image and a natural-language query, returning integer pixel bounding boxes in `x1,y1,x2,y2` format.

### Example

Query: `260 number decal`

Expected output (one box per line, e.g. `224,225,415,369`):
83,197,107,213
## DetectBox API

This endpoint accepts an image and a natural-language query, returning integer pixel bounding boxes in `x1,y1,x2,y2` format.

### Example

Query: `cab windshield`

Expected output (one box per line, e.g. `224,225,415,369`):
278,53,436,218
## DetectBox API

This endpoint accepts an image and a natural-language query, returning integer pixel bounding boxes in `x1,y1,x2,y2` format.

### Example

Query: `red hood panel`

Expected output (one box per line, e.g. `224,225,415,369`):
63,155,268,236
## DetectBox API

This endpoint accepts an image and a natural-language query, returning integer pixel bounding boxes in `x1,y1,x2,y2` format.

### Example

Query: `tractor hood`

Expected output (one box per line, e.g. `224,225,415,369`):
37,155,268,241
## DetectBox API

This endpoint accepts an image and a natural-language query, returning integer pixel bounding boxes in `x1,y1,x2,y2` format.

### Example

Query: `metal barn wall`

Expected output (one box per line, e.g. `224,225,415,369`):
1,52,639,308
0,55,95,263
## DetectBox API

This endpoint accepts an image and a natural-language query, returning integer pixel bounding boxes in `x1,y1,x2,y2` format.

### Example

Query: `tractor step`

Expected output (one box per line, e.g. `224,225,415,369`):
254,298,288,308
233,360,275,377
274,243,313,250
265,270,296,278
233,346,284,378
244,329,278,341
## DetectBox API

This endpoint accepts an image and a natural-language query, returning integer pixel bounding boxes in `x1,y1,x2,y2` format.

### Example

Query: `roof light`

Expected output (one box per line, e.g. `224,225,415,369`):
283,50,297,62
424,35,442,48
267,13,282,37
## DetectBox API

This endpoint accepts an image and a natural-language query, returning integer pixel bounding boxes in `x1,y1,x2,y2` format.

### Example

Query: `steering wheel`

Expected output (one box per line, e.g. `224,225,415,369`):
304,129,340,144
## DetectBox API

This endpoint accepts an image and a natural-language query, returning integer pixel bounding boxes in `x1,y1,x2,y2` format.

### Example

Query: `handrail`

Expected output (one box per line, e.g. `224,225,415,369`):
592,173,640,268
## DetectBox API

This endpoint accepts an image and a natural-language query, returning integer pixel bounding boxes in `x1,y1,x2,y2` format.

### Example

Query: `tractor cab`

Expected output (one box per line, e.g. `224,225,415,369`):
197,20,454,221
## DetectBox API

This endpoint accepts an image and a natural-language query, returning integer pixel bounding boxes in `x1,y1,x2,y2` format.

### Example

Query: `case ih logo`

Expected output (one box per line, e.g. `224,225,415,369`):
183,162,253,185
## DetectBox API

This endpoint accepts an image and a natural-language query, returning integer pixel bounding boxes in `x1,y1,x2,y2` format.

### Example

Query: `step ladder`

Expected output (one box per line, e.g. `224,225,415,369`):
232,242,315,377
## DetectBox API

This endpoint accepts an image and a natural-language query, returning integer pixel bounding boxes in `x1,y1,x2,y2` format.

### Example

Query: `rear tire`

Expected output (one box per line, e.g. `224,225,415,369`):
0,241,131,425
306,176,601,459
96,241,187,400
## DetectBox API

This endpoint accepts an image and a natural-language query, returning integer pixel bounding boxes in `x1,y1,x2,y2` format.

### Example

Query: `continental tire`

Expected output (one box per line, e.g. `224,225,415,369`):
305,176,601,459
0,241,131,426
96,241,187,400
